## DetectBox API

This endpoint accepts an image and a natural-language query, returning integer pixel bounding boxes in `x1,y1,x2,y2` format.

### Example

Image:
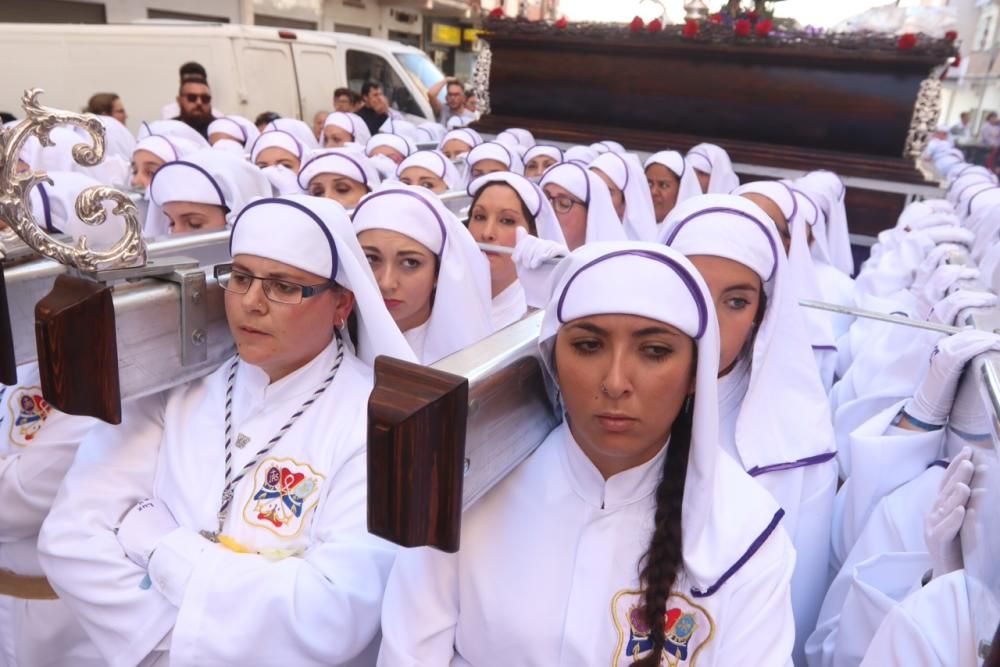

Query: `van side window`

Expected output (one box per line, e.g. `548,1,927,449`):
346,49,421,116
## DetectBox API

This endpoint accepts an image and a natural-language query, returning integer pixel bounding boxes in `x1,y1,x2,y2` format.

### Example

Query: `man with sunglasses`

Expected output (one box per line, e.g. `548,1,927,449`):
174,78,215,139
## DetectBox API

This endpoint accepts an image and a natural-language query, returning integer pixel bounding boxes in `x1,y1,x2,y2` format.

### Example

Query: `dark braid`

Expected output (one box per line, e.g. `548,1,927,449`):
634,394,694,667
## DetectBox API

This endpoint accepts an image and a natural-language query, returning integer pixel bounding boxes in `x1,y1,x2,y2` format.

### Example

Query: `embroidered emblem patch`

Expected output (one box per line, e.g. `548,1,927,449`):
243,458,324,538
612,589,715,666
7,387,52,447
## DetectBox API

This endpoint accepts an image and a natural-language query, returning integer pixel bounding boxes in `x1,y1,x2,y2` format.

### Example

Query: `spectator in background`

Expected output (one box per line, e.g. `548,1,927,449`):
160,62,223,120
980,111,1000,147
173,78,214,139
334,87,356,113
254,111,281,132
950,111,972,143
357,81,396,136
312,110,330,141
465,89,479,116
427,78,476,127
85,92,128,125
0,112,15,124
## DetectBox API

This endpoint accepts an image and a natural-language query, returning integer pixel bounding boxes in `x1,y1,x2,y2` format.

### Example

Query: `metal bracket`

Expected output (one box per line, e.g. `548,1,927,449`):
70,256,210,367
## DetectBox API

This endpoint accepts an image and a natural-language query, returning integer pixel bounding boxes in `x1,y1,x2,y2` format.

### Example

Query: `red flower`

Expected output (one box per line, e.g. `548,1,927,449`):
683,19,699,38
755,18,773,37
734,18,752,37
489,7,504,18
709,12,723,24
945,30,958,42
898,33,917,50
747,10,759,21
629,16,644,33
647,18,663,33
555,16,568,29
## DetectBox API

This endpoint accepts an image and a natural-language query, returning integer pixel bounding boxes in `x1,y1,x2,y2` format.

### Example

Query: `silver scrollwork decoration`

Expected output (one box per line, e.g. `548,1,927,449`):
0,88,145,271
903,68,944,161
473,42,492,117
683,0,709,21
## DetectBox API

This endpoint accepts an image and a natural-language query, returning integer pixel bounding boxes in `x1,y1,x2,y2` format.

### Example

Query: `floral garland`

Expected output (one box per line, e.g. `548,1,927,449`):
482,13,958,59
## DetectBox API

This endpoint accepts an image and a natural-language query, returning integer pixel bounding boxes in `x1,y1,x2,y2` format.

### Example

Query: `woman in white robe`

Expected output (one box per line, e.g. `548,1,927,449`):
466,172,566,329
251,130,308,195
264,117,321,151
38,194,413,667
144,148,271,237
322,111,372,148
590,151,659,242
130,134,201,193
206,115,260,153
522,144,563,180
644,150,702,226
662,194,837,664
437,128,483,161
463,141,524,183
353,184,494,363
0,173,131,667
365,134,416,180
538,160,627,250
297,148,380,209
396,150,461,194
685,143,740,194
377,241,796,666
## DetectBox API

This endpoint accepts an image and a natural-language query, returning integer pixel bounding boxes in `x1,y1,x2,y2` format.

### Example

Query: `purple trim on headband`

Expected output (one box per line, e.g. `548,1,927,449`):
472,141,515,170
297,151,370,190
691,508,784,598
468,173,541,217
397,150,450,181
747,451,836,477
231,197,339,281
928,459,949,470
541,162,591,206
649,152,685,179
664,206,779,282
137,134,179,161
556,249,709,339
812,344,837,352
610,152,629,190
352,188,447,255
525,144,564,164
250,129,304,160
792,188,821,227
214,118,248,144
777,181,800,225
687,150,712,173
965,184,998,217
149,160,228,209
38,183,57,233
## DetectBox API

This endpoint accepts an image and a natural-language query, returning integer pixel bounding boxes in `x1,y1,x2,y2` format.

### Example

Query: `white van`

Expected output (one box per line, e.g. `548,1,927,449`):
0,22,446,132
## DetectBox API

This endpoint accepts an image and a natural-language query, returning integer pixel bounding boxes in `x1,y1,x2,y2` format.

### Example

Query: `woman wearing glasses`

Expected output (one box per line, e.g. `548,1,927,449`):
39,195,413,667
378,242,795,666
466,172,566,329
354,184,494,364
539,161,627,250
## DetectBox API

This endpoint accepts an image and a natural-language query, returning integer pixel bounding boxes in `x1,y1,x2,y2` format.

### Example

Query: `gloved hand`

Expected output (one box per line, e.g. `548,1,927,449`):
898,227,975,272
116,498,179,570
910,243,967,292
913,264,981,319
513,227,567,308
368,154,398,180
905,330,1000,426
927,290,998,326
924,447,974,578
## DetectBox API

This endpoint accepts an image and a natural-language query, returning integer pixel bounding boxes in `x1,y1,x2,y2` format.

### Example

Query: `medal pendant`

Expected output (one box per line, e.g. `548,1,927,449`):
235,433,250,449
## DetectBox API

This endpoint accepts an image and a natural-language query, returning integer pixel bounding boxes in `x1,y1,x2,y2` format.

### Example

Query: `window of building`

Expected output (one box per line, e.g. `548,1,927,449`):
0,0,106,23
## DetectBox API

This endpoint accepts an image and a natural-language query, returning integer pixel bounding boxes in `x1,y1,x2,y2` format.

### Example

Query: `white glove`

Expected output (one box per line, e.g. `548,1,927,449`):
914,265,981,319
927,290,998,326
905,329,1000,425
116,498,179,569
368,154,398,180
513,227,567,308
923,447,974,578
911,243,966,292
920,226,975,249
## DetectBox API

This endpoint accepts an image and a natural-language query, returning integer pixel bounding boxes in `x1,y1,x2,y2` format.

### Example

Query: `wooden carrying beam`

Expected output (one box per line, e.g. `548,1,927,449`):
368,357,469,552
0,265,16,385
34,274,121,424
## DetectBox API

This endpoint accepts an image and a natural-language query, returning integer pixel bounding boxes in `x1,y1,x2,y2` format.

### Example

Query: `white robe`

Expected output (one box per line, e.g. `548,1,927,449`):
402,320,431,365
38,341,397,667
860,570,983,667
0,363,102,667
377,422,796,666
490,280,527,331
719,361,837,665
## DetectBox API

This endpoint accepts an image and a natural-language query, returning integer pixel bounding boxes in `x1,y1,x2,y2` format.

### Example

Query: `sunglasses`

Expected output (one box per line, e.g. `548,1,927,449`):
184,93,212,104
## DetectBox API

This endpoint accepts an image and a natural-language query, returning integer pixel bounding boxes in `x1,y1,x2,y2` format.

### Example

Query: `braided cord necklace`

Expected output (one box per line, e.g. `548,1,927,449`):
200,332,345,542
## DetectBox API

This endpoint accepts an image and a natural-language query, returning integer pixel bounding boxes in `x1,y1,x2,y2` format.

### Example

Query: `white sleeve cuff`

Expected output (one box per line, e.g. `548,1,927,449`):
147,527,211,607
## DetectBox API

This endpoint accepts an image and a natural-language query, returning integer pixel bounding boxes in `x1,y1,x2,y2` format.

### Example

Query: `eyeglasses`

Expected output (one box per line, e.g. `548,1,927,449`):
184,93,212,104
214,263,336,305
546,194,586,214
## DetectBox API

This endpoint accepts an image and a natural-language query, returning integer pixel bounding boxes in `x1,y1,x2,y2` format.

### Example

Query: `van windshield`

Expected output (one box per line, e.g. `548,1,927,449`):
395,52,447,101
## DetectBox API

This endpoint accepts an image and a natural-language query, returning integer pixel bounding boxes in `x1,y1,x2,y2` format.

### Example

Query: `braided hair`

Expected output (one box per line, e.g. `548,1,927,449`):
634,393,694,666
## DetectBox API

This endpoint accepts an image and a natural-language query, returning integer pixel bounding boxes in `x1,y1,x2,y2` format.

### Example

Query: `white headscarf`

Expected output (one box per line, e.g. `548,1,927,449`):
539,161,627,246
28,171,127,249
94,115,136,186
230,194,416,365
539,241,783,594
662,194,834,471
732,180,836,352
438,128,483,153
788,185,833,266
145,149,272,236
523,145,564,170
686,143,740,194
365,133,416,160
137,120,210,148
19,125,130,187
322,112,372,147
207,115,260,148
352,184,494,364
795,170,852,276
296,147,380,193
464,141,524,183
132,134,201,164
416,123,448,143
590,140,625,155
266,118,320,151
589,152,658,242
396,150,463,191
497,128,536,149
467,171,567,246
565,145,600,165
643,150,703,222
378,117,420,143
250,130,307,195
